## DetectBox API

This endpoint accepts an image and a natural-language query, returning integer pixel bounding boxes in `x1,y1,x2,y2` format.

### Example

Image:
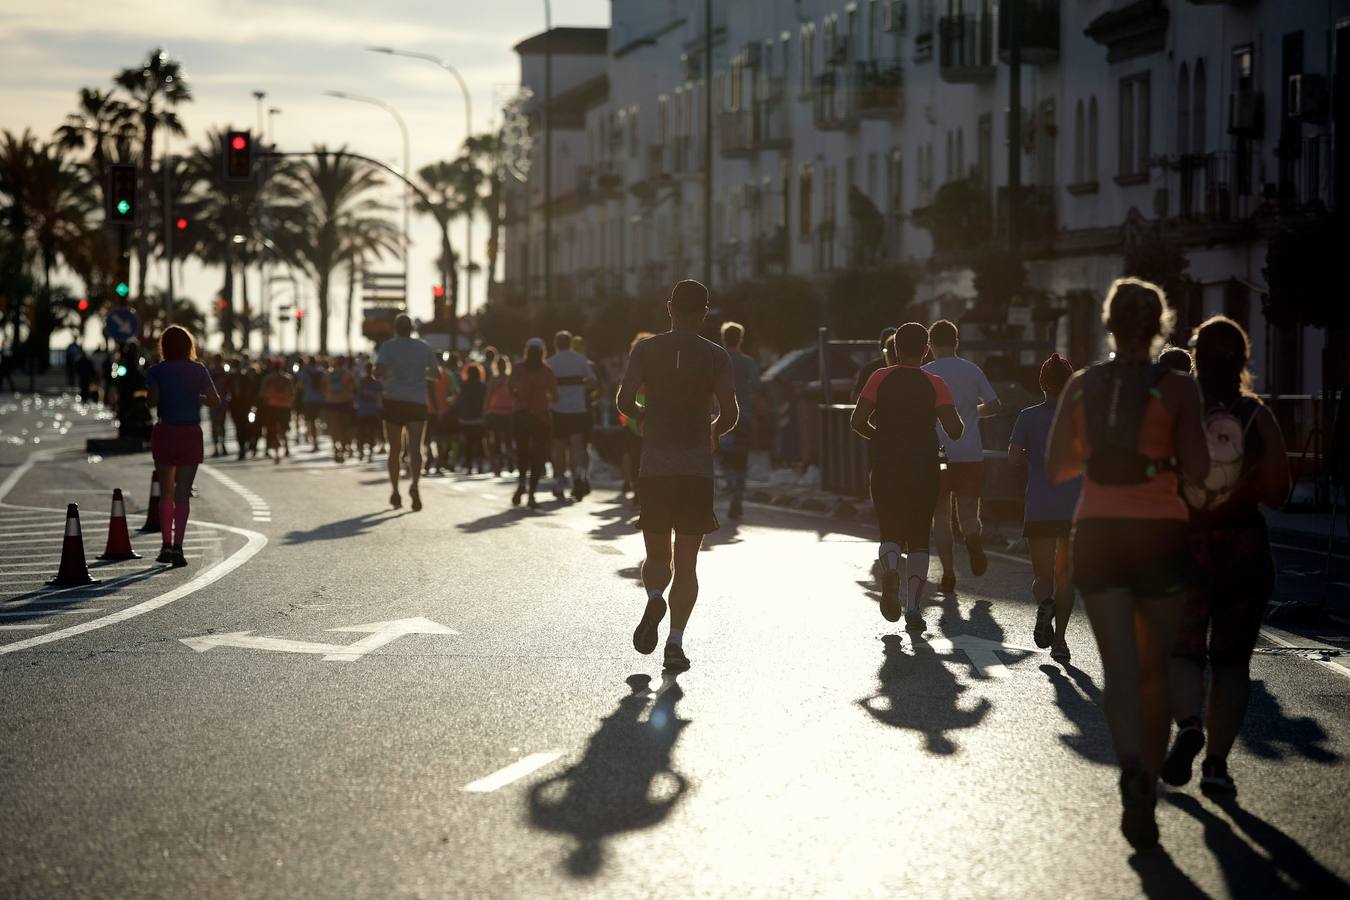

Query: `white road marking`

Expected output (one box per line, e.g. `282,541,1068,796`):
923,634,1043,679
0,609,103,618
180,617,458,662
463,752,564,793
1259,625,1349,680
0,623,50,631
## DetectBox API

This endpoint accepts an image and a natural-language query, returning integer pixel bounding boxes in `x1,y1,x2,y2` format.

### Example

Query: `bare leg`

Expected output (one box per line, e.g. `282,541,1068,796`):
1083,590,1143,768
641,529,673,600
1135,594,1186,776
384,422,403,495
669,532,704,631
404,421,425,494
932,493,956,580
551,438,569,494
1203,664,1251,762
1053,537,1074,639
956,494,982,542
1168,655,1206,730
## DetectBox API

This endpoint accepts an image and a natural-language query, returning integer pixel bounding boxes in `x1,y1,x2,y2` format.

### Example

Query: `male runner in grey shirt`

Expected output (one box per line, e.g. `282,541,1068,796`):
616,280,738,672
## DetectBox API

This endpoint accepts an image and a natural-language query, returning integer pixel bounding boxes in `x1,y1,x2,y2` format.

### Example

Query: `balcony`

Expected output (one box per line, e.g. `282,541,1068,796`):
939,15,997,83
999,0,1059,66
813,70,858,131
718,110,754,158
1228,90,1264,138
996,185,1057,244
854,60,904,119
628,145,672,203
665,135,704,177
719,96,792,159
576,160,622,204
753,226,789,275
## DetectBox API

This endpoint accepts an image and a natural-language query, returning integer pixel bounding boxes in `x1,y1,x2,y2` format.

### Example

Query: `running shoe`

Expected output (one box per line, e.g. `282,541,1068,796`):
512,487,524,506
633,598,667,655
663,643,691,672
966,534,988,576
156,544,174,565
879,571,902,622
527,495,540,510
410,485,422,512
728,497,743,519
553,489,566,501
1034,598,1055,649
1199,758,1237,798
169,545,188,568
1118,767,1159,851
390,491,402,510
940,573,957,594
1162,725,1206,787
1050,640,1071,663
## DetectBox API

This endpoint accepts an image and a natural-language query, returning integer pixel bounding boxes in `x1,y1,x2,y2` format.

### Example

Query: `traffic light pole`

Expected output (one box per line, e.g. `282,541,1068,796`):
163,155,174,324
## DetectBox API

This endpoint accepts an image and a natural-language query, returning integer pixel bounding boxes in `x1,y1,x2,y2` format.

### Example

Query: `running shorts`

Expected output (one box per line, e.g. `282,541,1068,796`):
940,461,984,498
150,422,204,467
382,399,428,426
486,413,514,436
1072,518,1188,597
552,411,591,439
637,475,718,536
301,400,323,420
1024,520,1072,540
1173,522,1275,666
870,460,939,551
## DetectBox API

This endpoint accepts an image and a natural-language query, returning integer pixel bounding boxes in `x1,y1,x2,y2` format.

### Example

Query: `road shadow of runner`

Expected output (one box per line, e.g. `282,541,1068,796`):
585,500,638,543
1240,679,1341,765
455,508,531,534
1165,791,1349,896
1127,846,1209,900
701,520,742,550
1039,663,1113,765
527,673,690,878
857,633,991,755
937,595,1007,647
283,510,401,544
0,567,165,624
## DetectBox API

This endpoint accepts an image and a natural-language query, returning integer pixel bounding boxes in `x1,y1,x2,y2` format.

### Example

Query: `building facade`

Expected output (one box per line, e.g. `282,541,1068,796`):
502,1,1349,394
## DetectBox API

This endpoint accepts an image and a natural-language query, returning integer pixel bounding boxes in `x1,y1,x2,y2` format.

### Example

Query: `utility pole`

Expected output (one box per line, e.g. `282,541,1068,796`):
163,156,173,325
1006,0,1022,252
543,2,553,306
703,0,714,287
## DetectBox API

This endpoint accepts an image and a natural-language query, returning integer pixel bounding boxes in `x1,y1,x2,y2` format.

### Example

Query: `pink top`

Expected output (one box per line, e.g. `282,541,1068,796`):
1072,394,1188,522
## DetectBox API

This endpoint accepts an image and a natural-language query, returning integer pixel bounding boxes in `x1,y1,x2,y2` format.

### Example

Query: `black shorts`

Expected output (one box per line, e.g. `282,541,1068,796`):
552,411,591,439
637,476,719,536
870,460,939,551
382,399,428,426
1024,520,1072,540
1174,522,1275,667
300,400,323,420
1073,518,1188,597
486,413,514,436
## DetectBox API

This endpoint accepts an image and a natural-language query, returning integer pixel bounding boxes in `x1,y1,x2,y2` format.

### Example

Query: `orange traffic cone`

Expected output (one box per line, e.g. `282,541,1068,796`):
98,488,141,561
138,470,161,533
49,503,96,586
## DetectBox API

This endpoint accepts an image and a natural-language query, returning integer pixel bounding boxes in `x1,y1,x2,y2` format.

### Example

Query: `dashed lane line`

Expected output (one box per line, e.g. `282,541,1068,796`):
200,465,273,523
462,752,565,793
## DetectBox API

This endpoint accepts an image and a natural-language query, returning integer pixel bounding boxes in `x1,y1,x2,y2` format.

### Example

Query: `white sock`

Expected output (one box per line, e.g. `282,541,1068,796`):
906,552,930,609
878,541,901,573
667,628,684,648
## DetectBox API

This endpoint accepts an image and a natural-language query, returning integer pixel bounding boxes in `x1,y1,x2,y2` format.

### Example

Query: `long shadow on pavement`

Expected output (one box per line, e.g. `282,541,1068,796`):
1039,663,1114,766
1167,791,1350,896
1128,847,1210,899
527,673,689,878
0,566,168,626
858,633,992,755
283,509,403,544
1240,679,1341,765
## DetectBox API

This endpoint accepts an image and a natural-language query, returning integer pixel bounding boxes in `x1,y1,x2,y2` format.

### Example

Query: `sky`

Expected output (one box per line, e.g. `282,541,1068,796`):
0,0,608,351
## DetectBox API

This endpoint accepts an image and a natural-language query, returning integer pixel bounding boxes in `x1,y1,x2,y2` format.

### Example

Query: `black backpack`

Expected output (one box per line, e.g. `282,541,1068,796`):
1082,360,1173,485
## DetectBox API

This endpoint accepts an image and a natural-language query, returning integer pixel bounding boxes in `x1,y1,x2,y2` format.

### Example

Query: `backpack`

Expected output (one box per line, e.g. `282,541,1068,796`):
1082,360,1173,485
1183,398,1260,510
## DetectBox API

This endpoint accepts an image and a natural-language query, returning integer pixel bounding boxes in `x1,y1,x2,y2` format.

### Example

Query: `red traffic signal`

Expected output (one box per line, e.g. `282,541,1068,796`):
107,163,137,224
432,284,445,299
175,217,188,231
77,299,90,312
295,309,305,320
224,130,252,182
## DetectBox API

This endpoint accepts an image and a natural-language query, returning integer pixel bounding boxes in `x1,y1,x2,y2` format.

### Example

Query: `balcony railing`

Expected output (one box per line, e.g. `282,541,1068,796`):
719,95,793,158
854,60,904,118
665,135,704,176
813,70,858,131
999,0,1060,65
939,14,996,83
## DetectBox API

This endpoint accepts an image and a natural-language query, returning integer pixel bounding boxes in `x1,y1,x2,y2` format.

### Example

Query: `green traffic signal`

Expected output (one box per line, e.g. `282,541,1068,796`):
115,199,131,215
115,282,130,298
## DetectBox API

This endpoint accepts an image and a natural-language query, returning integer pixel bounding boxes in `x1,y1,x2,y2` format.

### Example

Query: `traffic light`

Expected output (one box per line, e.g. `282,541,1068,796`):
77,298,90,313
107,163,137,224
113,253,131,301
175,216,188,232
432,283,448,321
295,308,304,335
224,130,252,182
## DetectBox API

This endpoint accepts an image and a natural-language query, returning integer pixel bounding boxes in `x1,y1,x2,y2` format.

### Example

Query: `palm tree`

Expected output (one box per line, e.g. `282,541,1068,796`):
115,48,192,302
417,157,479,312
54,87,137,194
338,218,399,352
271,147,398,353
462,133,506,286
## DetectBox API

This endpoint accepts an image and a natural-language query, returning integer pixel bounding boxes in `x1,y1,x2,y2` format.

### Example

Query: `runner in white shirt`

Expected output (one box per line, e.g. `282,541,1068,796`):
546,330,597,500
922,319,1002,593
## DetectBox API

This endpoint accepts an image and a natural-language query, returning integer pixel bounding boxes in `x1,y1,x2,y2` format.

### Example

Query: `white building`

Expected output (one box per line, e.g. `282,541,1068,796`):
502,1,1349,394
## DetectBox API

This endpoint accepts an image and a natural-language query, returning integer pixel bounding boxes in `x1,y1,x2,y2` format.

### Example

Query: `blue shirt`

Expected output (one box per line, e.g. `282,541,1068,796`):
355,377,383,417
1010,401,1082,523
300,365,327,403
376,337,437,405
146,360,214,425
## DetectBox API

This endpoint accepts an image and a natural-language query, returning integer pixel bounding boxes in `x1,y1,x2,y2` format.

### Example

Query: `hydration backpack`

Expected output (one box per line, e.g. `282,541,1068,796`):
1182,398,1260,510
1082,360,1173,485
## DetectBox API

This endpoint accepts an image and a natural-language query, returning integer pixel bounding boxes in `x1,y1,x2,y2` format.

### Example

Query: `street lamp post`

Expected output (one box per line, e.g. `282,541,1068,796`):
544,0,552,306
366,46,476,317
324,90,412,301
262,107,281,356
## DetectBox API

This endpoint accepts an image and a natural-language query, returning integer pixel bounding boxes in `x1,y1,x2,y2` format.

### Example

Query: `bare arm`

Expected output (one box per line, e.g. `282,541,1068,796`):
977,398,1003,418
1172,374,1210,483
1253,405,1292,509
1046,373,1084,485
373,363,386,379
937,405,965,441
202,376,221,409
850,397,876,441
615,349,644,422
146,383,159,408
711,353,739,440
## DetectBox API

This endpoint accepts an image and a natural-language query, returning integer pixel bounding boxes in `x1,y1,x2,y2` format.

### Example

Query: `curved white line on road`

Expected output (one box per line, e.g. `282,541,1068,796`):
0,448,268,656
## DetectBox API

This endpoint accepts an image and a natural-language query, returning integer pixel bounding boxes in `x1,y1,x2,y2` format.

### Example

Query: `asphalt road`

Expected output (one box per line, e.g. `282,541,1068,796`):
1,395,1347,899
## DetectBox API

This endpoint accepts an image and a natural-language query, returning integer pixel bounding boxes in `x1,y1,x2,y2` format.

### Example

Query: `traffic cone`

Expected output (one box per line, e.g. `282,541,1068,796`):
98,489,141,561
49,503,96,586
138,470,161,533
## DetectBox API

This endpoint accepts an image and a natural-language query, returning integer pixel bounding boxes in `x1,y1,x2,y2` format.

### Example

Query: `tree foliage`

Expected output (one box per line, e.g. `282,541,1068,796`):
911,177,992,256
826,265,917,339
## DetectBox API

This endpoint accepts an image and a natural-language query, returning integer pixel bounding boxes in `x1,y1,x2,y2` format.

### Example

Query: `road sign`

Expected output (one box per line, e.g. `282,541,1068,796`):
180,617,457,662
103,306,139,342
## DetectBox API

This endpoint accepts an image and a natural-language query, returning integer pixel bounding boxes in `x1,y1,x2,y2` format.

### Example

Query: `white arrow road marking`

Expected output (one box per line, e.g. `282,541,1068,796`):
463,752,565,793
181,617,458,662
923,634,1044,679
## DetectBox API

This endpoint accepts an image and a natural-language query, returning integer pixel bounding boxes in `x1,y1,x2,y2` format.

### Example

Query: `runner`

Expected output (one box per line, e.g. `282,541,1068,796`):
325,355,356,463
1008,353,1081,661
616,280,739,672
851,322,964,628
144,326,220,568
207,354,229,457
851,326,898,402
719,321,760,520
619,332,654,503
923,319,1001,593
354,361,383,462
299,356,326,452
260,359,294,464
1164,316,1290,797
547,330,597,501
456,363,487,474
1159,346,1194,373
509,338,557,509
484,356,516,477
1046,277,1209,850
375,314,437,511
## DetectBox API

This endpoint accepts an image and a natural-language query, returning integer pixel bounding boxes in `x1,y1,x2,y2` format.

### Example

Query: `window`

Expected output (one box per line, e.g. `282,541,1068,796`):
1192,60,1207,155
1073,100,1085,182
799,163,814,235
1088,96,1099,179
945,131,954,181
955,128,965,179
888,149,903,218
800,24,815,93
823,166,837,225
868,0,882,60
867,152,879,200
1177,63,1190,157
629,105,640,157
658,94,669,143
1117,74,1150,181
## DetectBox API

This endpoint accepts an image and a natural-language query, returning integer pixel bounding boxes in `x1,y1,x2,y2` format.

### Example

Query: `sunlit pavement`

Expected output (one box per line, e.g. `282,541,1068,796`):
1,398,1347,898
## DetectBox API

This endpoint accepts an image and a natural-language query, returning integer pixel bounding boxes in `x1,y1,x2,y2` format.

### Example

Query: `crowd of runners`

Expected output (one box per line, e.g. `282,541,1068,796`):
133,273,1294,854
